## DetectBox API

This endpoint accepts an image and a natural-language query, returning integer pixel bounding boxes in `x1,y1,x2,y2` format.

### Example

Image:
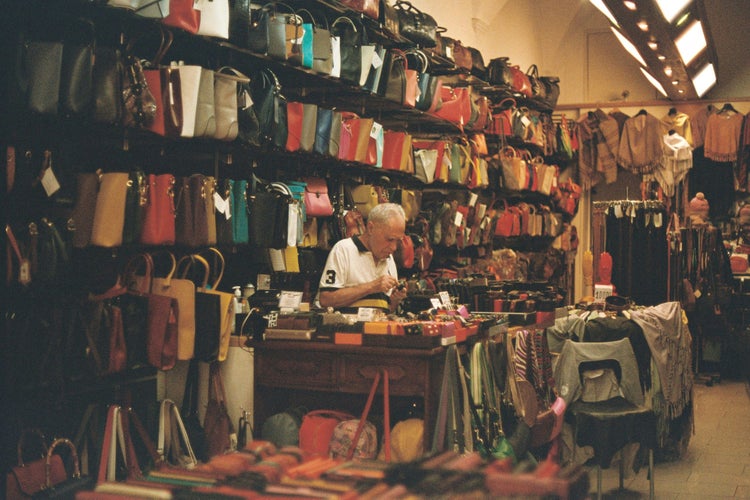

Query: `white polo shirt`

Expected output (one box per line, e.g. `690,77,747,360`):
318,235,398,312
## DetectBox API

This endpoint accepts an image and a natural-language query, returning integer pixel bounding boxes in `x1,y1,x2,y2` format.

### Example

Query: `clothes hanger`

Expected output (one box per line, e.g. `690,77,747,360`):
720,103,738,114
668,107,677,116
637,109,648,116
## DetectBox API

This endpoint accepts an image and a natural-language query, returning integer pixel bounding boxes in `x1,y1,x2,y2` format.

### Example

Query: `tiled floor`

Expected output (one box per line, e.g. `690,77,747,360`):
592,378,750,499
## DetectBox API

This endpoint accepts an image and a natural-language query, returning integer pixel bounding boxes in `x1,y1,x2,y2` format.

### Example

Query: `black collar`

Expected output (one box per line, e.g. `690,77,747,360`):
352,235,369,253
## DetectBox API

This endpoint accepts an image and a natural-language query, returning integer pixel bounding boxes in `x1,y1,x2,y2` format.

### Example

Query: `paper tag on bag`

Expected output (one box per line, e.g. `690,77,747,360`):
41,167,60,196
213,192,227,215
453,211,463,227
371,51,383,69
370,122,382,139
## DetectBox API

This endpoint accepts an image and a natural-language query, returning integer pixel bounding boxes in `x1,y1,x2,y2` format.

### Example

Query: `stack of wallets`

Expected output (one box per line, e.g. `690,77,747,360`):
263,312,322,341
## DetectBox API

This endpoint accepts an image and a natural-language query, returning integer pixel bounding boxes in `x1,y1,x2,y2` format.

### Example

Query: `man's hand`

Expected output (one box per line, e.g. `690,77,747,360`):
372,275,399,294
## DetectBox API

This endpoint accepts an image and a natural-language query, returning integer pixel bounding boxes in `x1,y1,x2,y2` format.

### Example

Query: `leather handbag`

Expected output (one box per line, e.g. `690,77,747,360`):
412,138,448,182
328,110,343,157
539,75,560,109
204,362,234,458
294,8,318,69
300,103,318,153
162,0,200,33
494,201,520,237
70,172,99,248
196,0,230,39
248,181,291,249
414,148,438,183
266,3,303,62
158,399,199,468
394,1,437,48
92,45,123,124
299,410,354,457
24,438,91,499
393,234,415,269
509,64,532,98
379,49,407,105
215,179,233,245
490,97,516,136
6,430,65,499
59,19,96,118
411,52,441,112
354,117,375,164
151,251,197,360
383,130,413,172
338,112,361,162
197,248,234,361
380,0,399,36
314,107,333,155
232,179,250,244
123,169,148,245
486,57,512,86
204,176,218,245
214,67,248,141
500,146,526,191
121,40,157,129
433,85,472,127
177,254,224,362
174,177,194,246
18,37,62,115
225,69,259,146
285,101,304,152
351,184,380,219
526,64,546,102
340,0,379,19
140,173,176,246
250,68,285,144
309,15,333,75
90,172,129,248
173,62,216,138
143,29,182,137
331,16,363,85
303,177,334,217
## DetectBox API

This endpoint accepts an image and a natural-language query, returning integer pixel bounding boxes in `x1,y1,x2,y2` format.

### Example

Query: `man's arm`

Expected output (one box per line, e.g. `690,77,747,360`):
319,275,399,309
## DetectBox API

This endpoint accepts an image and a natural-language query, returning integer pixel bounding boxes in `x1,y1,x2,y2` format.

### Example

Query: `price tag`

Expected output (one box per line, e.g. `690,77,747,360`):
370,122,382,139
278,290,303,311
239,89,253,110
19,260,31,285
430,298,442,310
357,307,377,322
439,291,452,308
213,192,228,215
41,167,60,197
193,0,208,10
521,115,532,127
371,50,383,69
614,203,624,218
654,212,663,228
453,211,463,227
468,192,478,207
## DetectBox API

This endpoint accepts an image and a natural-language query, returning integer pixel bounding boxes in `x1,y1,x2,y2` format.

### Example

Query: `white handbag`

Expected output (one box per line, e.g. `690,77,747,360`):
195,0,230,39
331,36,341,78
214,68,249,141
173,63,216,138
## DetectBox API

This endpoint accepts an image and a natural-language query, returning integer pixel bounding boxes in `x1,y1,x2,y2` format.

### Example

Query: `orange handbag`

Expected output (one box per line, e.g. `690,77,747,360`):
433,85,472,126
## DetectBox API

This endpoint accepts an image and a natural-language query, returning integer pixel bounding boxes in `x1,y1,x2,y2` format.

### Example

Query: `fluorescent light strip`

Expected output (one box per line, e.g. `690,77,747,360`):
692,63,716,97
655,0,692,23
640,67,668,97
611,27,647,66
675,20,707,66
590,0,619,27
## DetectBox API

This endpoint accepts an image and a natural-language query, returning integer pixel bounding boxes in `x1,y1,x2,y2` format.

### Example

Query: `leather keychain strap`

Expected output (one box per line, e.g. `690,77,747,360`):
6,145,15,193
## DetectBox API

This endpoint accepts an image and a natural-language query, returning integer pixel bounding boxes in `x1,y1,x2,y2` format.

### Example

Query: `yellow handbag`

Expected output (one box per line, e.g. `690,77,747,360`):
400,189,421,222
351,184,380,219
90,172,129,247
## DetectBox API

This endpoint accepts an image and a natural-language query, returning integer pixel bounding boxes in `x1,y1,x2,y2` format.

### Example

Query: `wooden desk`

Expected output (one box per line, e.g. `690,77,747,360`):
249,341,447,451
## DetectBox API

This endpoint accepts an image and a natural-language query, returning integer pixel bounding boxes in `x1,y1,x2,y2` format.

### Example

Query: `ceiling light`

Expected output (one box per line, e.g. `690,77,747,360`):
637,20,649,31
675,12,691,27
678,89,684,93
657,54,666,61
655,0,692,24
591,0,619,27
640,67,668,97
664,66,673,77
623,1,637,10
672,80,680,85
611,27,647,66
692,62,716,97
648,41,658,50
675,20,707,66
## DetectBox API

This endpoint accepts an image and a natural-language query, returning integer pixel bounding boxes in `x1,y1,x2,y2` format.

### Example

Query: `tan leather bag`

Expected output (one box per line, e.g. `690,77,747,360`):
90,172,129,247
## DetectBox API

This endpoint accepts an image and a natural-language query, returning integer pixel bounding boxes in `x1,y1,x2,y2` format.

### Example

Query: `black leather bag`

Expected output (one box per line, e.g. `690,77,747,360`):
394,1,437,48
469,46,486,80
59,20,96,117
331,16,362,85
540,75,561,109
246,2,271,54
248,187,290,249
526,64,546,101
251,68,286,145
487,57,512,87
20,38,63,115
380,0,399,36
229,0,252,48
92,45,123,124
379,49,406,104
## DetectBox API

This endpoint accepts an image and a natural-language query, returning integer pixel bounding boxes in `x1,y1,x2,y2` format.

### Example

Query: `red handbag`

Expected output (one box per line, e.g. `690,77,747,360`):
491,98,516,136
285,101,304,152
433,85,472,126
141,173,176,245
339,0,379,19
302,177,334,217
383,130,408,171
6,430,67,500
494,201,520,237
299,410,354,456
338,112,361,162
509,65,532,98
394,234,415,269
162,0,200,34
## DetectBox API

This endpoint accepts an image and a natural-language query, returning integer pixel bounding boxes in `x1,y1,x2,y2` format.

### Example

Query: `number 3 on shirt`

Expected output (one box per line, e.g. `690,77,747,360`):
324,270,336,285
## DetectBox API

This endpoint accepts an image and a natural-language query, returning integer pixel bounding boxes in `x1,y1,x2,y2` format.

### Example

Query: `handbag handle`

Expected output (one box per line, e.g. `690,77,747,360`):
345,368,390,461
331,15,358,33
177,254,210,289
150,250,177,284
199,247,226,290
122,252,154,293
304,409,355,420
526,64,540,78
45,438,81,488
216,66,251,83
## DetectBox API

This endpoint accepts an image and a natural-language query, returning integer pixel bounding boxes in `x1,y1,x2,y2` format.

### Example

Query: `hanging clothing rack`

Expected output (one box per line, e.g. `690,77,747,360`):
593,200,666,211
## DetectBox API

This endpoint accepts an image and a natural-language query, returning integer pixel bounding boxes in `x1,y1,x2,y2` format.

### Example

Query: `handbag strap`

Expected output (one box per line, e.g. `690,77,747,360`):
16,428,47,467
97,405,118,484
123,252,154,293
346,370,381,461
177,254,210,289
305,409,355,420
45,438,81,488
182,359,201,418
200,247,225,290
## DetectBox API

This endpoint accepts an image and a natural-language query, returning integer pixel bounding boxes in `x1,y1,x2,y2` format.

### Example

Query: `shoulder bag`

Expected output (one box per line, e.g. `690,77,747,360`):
177,254,221,362
231,179,250,244
151,251,197,360
303,177,334,217
250,68,285,145
379,49,407,105
123,169,147,245
394,1,437,48
331,16,363,85
162,0,200,34
140,173,176,246
143,29,183,137
340,0,379,19
6,429,66,499
486,57,512,87
266,3,303,63
196,0,230,39
214,67,249,141
172,61,216,138
90,172,129,248
70,172,100,248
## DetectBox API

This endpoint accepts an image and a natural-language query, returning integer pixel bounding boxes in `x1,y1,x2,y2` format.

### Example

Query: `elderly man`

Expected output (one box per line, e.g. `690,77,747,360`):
318,203,408,313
